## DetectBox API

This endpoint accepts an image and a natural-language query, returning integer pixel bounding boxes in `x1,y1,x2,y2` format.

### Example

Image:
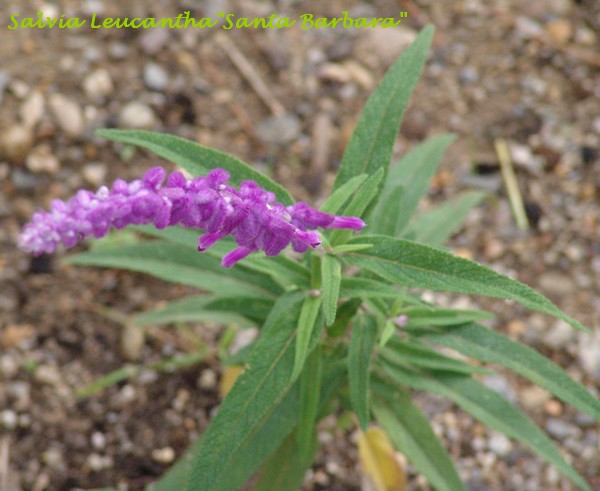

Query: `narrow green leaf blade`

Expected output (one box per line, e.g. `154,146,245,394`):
382,364,592,491
416,323,600,421
321,254,342,325
292,295,323,381
343,235,585,331
253,430,319,491
133,295,273,327
185,292,307,491
97,129,294,205
330,168,385,246
348,313,378,430
370,134,457,235
404,191,486,246
65,242,280,298
297,347,322,458
333,25,435,190
320,174,368,215
339,277,401,299
372,390,466,491
383,337,493,375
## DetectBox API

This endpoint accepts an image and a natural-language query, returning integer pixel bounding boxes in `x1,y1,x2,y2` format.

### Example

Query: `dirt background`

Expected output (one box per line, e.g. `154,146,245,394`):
1,0,600,490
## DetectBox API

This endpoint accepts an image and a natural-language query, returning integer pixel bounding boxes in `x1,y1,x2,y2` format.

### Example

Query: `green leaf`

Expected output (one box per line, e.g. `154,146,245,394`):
321,254,342,325
320,174,369,215
327,298,362,338
78,352,206,399
379,320,397,348
253,430,319,491
133,295,273,327
340,277,401,299
403,191,486,246
97,129,294,205
150,385,299,491
382,337,493,375
415,323,600,421
330,168,385,246
65,242,280,298
381,364,592,491
372,389,466,491
292,294,323,381
333,25,435,191
184,292,310,491
134,225,310,289
400,306,493,327
370,134,457,236
348,313,378,430
343,235,586,331
297,347,323,458
369,184,404,237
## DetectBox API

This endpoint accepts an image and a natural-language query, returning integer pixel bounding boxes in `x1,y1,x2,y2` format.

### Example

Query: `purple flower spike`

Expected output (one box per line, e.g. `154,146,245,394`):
18,166,366,267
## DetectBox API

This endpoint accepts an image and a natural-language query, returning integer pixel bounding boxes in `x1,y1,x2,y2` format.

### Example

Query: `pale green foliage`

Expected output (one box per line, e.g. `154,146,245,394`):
68,25,598,491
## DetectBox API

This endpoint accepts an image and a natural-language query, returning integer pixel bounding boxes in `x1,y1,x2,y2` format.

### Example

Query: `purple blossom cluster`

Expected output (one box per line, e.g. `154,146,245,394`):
18,167,365,267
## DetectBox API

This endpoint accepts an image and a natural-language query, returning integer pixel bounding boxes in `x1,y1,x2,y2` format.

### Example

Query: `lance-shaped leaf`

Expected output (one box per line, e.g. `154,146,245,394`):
403,191,486,246
343,235,585,331
414,323,600,421
184,291,322,491
381,363,592,491
333,25,434,191
349,313,378,430
382,337,493,375
65,241,280,298
97,129,294,205
292,294,323,381
320,174,368,215
372,387,466,491
370,134,457,236
321,254,342,325
253,430,319,491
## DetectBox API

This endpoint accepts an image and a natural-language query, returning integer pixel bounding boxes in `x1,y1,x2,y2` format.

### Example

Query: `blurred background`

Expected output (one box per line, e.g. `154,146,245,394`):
1,0,599,489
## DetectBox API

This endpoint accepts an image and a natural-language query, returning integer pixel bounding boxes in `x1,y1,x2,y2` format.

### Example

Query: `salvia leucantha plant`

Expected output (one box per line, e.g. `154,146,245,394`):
19,26,599,491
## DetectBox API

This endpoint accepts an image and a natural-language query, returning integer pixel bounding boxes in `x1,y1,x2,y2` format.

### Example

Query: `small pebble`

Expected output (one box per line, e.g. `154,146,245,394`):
545,418,579,440
1,409,18,430
83,68,114,98
578,331,600,375
151,446,175,464
118,101,157,129
0,123,34,162
257,113,301,145
0,70,10,103
20,90,45,128
26,144,60,174
91,431,106,450
0,354,19,378
86,453,114,472
143,62,169,91
198,369,217,390
488,433,512,456
34,364,62,386
82,162,107,186
120,323,145,362
42,447,65,470
542,319,575,349
482,375,517,402
520,386,550,411
48,94,84,137
139,28,170,55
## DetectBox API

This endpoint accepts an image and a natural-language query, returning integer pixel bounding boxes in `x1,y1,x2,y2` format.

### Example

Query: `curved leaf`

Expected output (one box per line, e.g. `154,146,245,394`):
97,129,294,205
343,235,585,331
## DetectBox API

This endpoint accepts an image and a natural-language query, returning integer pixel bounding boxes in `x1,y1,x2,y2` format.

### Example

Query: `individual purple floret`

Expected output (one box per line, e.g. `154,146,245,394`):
18,167,366,267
